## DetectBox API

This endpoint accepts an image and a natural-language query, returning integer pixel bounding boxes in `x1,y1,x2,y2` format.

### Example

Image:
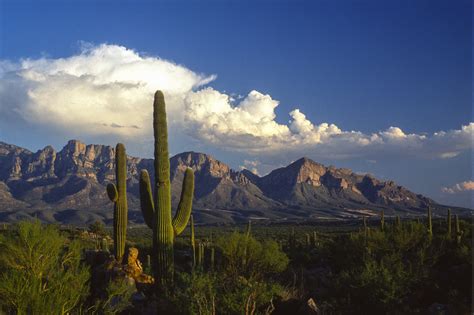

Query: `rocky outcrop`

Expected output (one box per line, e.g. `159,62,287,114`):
0,140,465,225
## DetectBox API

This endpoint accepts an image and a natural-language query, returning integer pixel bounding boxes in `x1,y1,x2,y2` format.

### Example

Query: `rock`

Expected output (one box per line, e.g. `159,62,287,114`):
297,298,320,315
123,247,154,285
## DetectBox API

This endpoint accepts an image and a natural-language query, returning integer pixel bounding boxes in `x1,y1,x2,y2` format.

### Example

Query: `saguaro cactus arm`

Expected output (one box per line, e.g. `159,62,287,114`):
107,183,118,202
172,168,195,236
139,170,155,229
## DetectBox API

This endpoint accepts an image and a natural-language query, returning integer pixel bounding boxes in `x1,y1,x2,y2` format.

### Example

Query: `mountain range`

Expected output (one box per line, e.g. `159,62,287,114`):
0,140,469,225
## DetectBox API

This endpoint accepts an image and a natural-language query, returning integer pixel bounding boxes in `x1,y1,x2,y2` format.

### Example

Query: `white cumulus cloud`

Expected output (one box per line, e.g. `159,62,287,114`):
442,181,474,194
0,42,472,165
0,43,215,138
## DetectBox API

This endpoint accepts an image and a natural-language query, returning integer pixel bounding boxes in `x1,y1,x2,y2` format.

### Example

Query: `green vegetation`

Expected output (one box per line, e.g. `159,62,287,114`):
0,92,470,314
0,221,89,314
139,90,195,286
106,143,128,261
0,216,471,314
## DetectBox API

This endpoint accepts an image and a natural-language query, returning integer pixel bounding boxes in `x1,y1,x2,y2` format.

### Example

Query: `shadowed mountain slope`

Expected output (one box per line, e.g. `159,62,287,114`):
0,140,469,225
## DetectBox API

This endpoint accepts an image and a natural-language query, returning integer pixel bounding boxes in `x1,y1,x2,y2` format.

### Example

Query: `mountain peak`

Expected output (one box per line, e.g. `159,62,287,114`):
171,151,231,178
0,139,461,225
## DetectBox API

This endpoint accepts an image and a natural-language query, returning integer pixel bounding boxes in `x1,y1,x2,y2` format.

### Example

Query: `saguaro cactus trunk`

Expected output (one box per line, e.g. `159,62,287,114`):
139,91,195,285
191,215,196,270
106,143,128,261
427,206,433,239
380,210,385,232
447,209,452,240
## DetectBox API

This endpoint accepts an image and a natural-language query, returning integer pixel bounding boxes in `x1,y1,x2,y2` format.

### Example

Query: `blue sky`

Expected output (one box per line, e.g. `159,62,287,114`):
0,0,472,208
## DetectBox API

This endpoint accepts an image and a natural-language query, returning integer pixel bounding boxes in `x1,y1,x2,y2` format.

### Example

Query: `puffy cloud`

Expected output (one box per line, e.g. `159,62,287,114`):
183,87,473,160
442,181,474,194
240,160,261,175
0,43,215,138
0,42,472,165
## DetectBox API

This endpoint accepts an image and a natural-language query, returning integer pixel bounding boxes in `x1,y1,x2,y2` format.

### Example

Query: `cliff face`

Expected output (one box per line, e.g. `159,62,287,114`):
0,140,464,225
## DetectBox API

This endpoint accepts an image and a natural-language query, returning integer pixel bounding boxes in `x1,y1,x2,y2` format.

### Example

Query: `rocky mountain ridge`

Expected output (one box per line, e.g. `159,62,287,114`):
0,140,468,225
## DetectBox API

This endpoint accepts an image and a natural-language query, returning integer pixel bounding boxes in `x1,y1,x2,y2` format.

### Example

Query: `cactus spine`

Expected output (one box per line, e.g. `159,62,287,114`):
447,209,452,240
427,206,433,239
139,91,195,285
106,143,128,261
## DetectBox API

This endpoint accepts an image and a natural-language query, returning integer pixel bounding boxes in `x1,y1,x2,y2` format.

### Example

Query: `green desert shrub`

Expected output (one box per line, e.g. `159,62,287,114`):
89,278,135,315
217,232,288,281
0,220,90,314
168,232,288,315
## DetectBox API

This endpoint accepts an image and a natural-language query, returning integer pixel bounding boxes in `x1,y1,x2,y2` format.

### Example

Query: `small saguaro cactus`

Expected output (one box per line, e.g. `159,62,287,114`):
289,227,296,250
395,216,401,230
363,217,369,240
427,206,433,239
106,143,128,261
190,215,196,270
380,210,385,232
210,246,215,271
305,233,311,247
139,91,195,285
455,214,463,245
447,209,452,240
245,220,252,237
243,220,252,265
312,231,318,247
196,241,204,268
101,238,109,253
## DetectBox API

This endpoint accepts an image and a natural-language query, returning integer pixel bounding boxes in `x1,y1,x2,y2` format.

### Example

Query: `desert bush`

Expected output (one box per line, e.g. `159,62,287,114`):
88,278,135,315
0,220,90,314
217,232,288,281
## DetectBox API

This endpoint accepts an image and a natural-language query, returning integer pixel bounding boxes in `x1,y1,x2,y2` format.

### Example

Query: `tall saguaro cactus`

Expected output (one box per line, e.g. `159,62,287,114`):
139,91,195,285
106,143,128,261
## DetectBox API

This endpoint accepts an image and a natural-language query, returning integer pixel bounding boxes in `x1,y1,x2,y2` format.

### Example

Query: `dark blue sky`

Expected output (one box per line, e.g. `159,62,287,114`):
1,0,471,132
0,0,472,208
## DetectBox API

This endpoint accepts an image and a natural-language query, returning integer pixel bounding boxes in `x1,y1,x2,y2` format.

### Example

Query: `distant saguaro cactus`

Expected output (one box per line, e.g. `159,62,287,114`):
210,246,215,271
447,209,452,240
190,215,196,270
139,91,195,285
455,214,463,245
106,143,128,261
427,206,433,239
243,220,252,265
289,227,296,250
305,233,311,247
312,231,318,247
380,210,385,232
395,216,401,230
